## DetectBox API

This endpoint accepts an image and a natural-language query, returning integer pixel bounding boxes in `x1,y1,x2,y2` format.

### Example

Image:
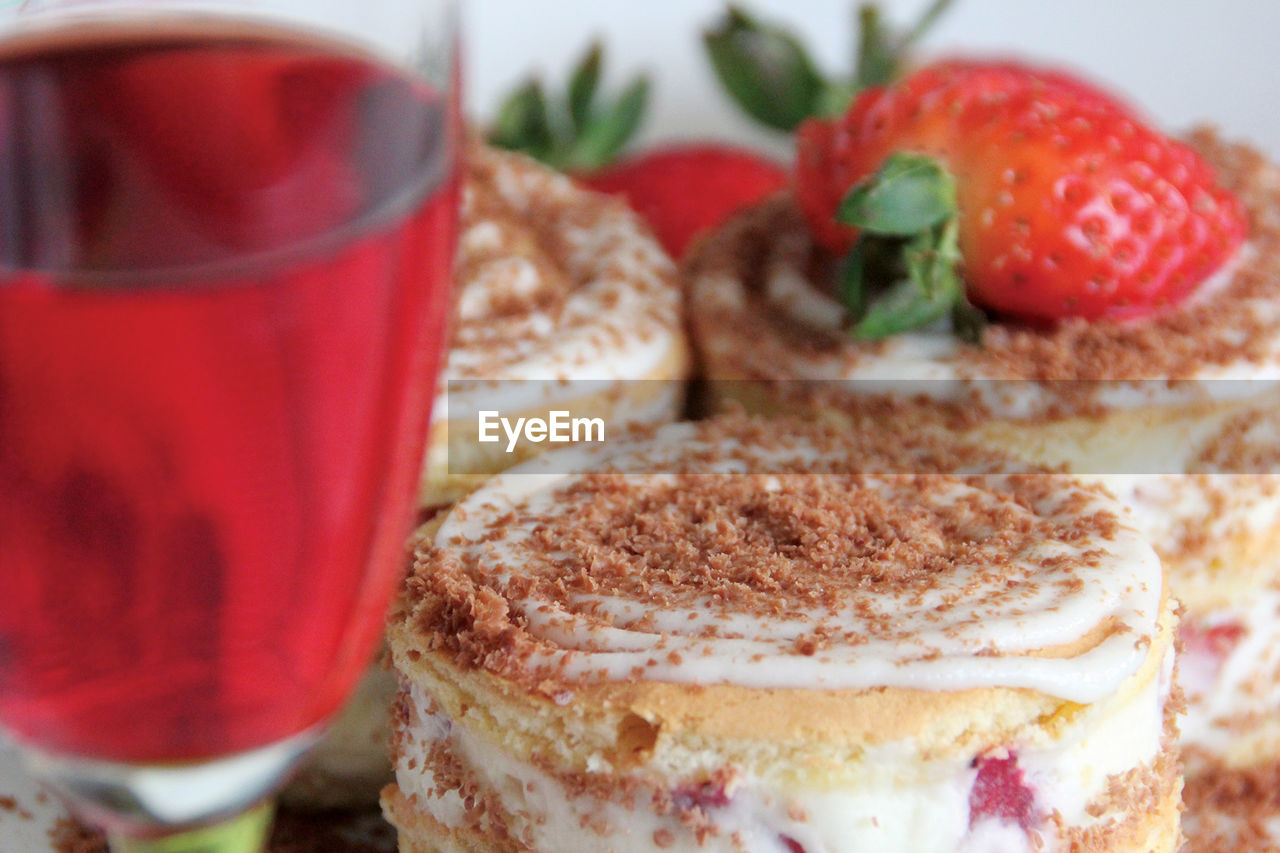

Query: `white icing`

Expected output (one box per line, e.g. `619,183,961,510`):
433,149,683,424
433,422,1164,704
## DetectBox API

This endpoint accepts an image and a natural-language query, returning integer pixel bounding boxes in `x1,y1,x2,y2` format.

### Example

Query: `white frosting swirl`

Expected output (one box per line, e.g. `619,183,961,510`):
435,147,684,422
431,421,1164,704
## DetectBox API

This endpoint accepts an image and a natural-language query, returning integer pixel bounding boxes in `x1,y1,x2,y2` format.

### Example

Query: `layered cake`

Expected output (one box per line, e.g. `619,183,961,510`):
382,417,1180,852
284,144,691,808
685,61,1280,846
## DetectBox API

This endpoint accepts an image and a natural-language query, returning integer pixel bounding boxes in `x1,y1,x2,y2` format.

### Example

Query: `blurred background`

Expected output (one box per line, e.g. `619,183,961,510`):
466,0,1280,158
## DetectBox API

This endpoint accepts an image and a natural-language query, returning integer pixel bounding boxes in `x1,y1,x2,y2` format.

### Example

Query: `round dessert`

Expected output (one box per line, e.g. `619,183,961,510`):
381,417,1179,853
686,60,1280,829
420,142,691,511
284,143,690,809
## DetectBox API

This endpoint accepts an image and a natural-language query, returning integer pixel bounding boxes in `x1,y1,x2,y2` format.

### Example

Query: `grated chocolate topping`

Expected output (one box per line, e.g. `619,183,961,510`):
399,416,1159,704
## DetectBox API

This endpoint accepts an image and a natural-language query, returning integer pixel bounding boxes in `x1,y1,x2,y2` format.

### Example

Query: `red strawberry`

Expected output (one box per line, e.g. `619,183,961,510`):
796,60,1247,324
579,144,788,257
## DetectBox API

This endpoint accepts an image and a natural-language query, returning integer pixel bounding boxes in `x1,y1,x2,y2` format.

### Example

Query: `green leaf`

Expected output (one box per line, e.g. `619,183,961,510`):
836,153,956,236
853,4,897,89
565,76,650,171
899,0,957,52
855,0,955,90
902,219,959,298
851,274,956,340
487,41,649,171
703,4,827,131
839,238,869,319
844,200,987,342
951,298,988,345
702,0,957,132
814,80,860,118
568,41,603,134
488,80,555,161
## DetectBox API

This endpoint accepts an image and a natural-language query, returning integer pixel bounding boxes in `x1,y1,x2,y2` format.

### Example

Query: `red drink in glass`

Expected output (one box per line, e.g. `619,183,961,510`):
0,21,457,764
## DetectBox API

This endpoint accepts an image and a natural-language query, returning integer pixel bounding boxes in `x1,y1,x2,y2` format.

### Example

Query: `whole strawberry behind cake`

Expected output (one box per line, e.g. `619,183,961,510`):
686,56,1280,851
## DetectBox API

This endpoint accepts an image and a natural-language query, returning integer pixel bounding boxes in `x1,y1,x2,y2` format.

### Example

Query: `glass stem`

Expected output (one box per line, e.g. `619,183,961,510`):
107,802,274,853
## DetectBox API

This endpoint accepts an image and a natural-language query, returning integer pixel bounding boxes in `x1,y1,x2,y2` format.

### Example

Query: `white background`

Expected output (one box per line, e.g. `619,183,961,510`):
466,0,1280,159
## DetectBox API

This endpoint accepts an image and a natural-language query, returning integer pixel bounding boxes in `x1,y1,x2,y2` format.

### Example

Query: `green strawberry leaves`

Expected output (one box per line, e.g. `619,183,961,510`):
702,6,830,130
490,80,556,162
859,0,955,88
836,153,986,343
488,41,650,172
853,5,898,91
704,0,955,132
568,42,604,132
837,153,954,233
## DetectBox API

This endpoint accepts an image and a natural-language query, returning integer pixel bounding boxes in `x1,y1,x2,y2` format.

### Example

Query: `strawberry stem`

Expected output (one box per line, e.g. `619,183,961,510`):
490,80,555,162
836,152,986,343
705,1,955,131
702,5,827,132
853,6,896,90
899,0,957,51
565,76,650,170
855,0,956,88
837,153,954,234
487,41,650,171
568,42,604,135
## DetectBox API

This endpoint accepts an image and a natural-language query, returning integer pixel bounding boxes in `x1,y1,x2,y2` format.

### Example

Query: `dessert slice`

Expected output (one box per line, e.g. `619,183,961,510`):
382,416,1179,852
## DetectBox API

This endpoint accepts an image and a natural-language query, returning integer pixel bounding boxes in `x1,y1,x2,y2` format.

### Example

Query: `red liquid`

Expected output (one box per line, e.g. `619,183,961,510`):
0,20,457,762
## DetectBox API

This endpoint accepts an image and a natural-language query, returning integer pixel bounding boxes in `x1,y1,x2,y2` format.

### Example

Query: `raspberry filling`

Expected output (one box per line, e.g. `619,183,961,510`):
969,753,1038,830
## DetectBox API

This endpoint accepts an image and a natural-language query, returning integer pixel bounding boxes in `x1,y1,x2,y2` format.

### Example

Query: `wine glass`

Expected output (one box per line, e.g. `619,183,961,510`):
0,0,459,850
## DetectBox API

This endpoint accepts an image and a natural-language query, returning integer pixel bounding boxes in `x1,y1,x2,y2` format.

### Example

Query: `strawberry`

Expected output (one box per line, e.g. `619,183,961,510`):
970,753,1038,829
795,60,1248,330
580,144,788,257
